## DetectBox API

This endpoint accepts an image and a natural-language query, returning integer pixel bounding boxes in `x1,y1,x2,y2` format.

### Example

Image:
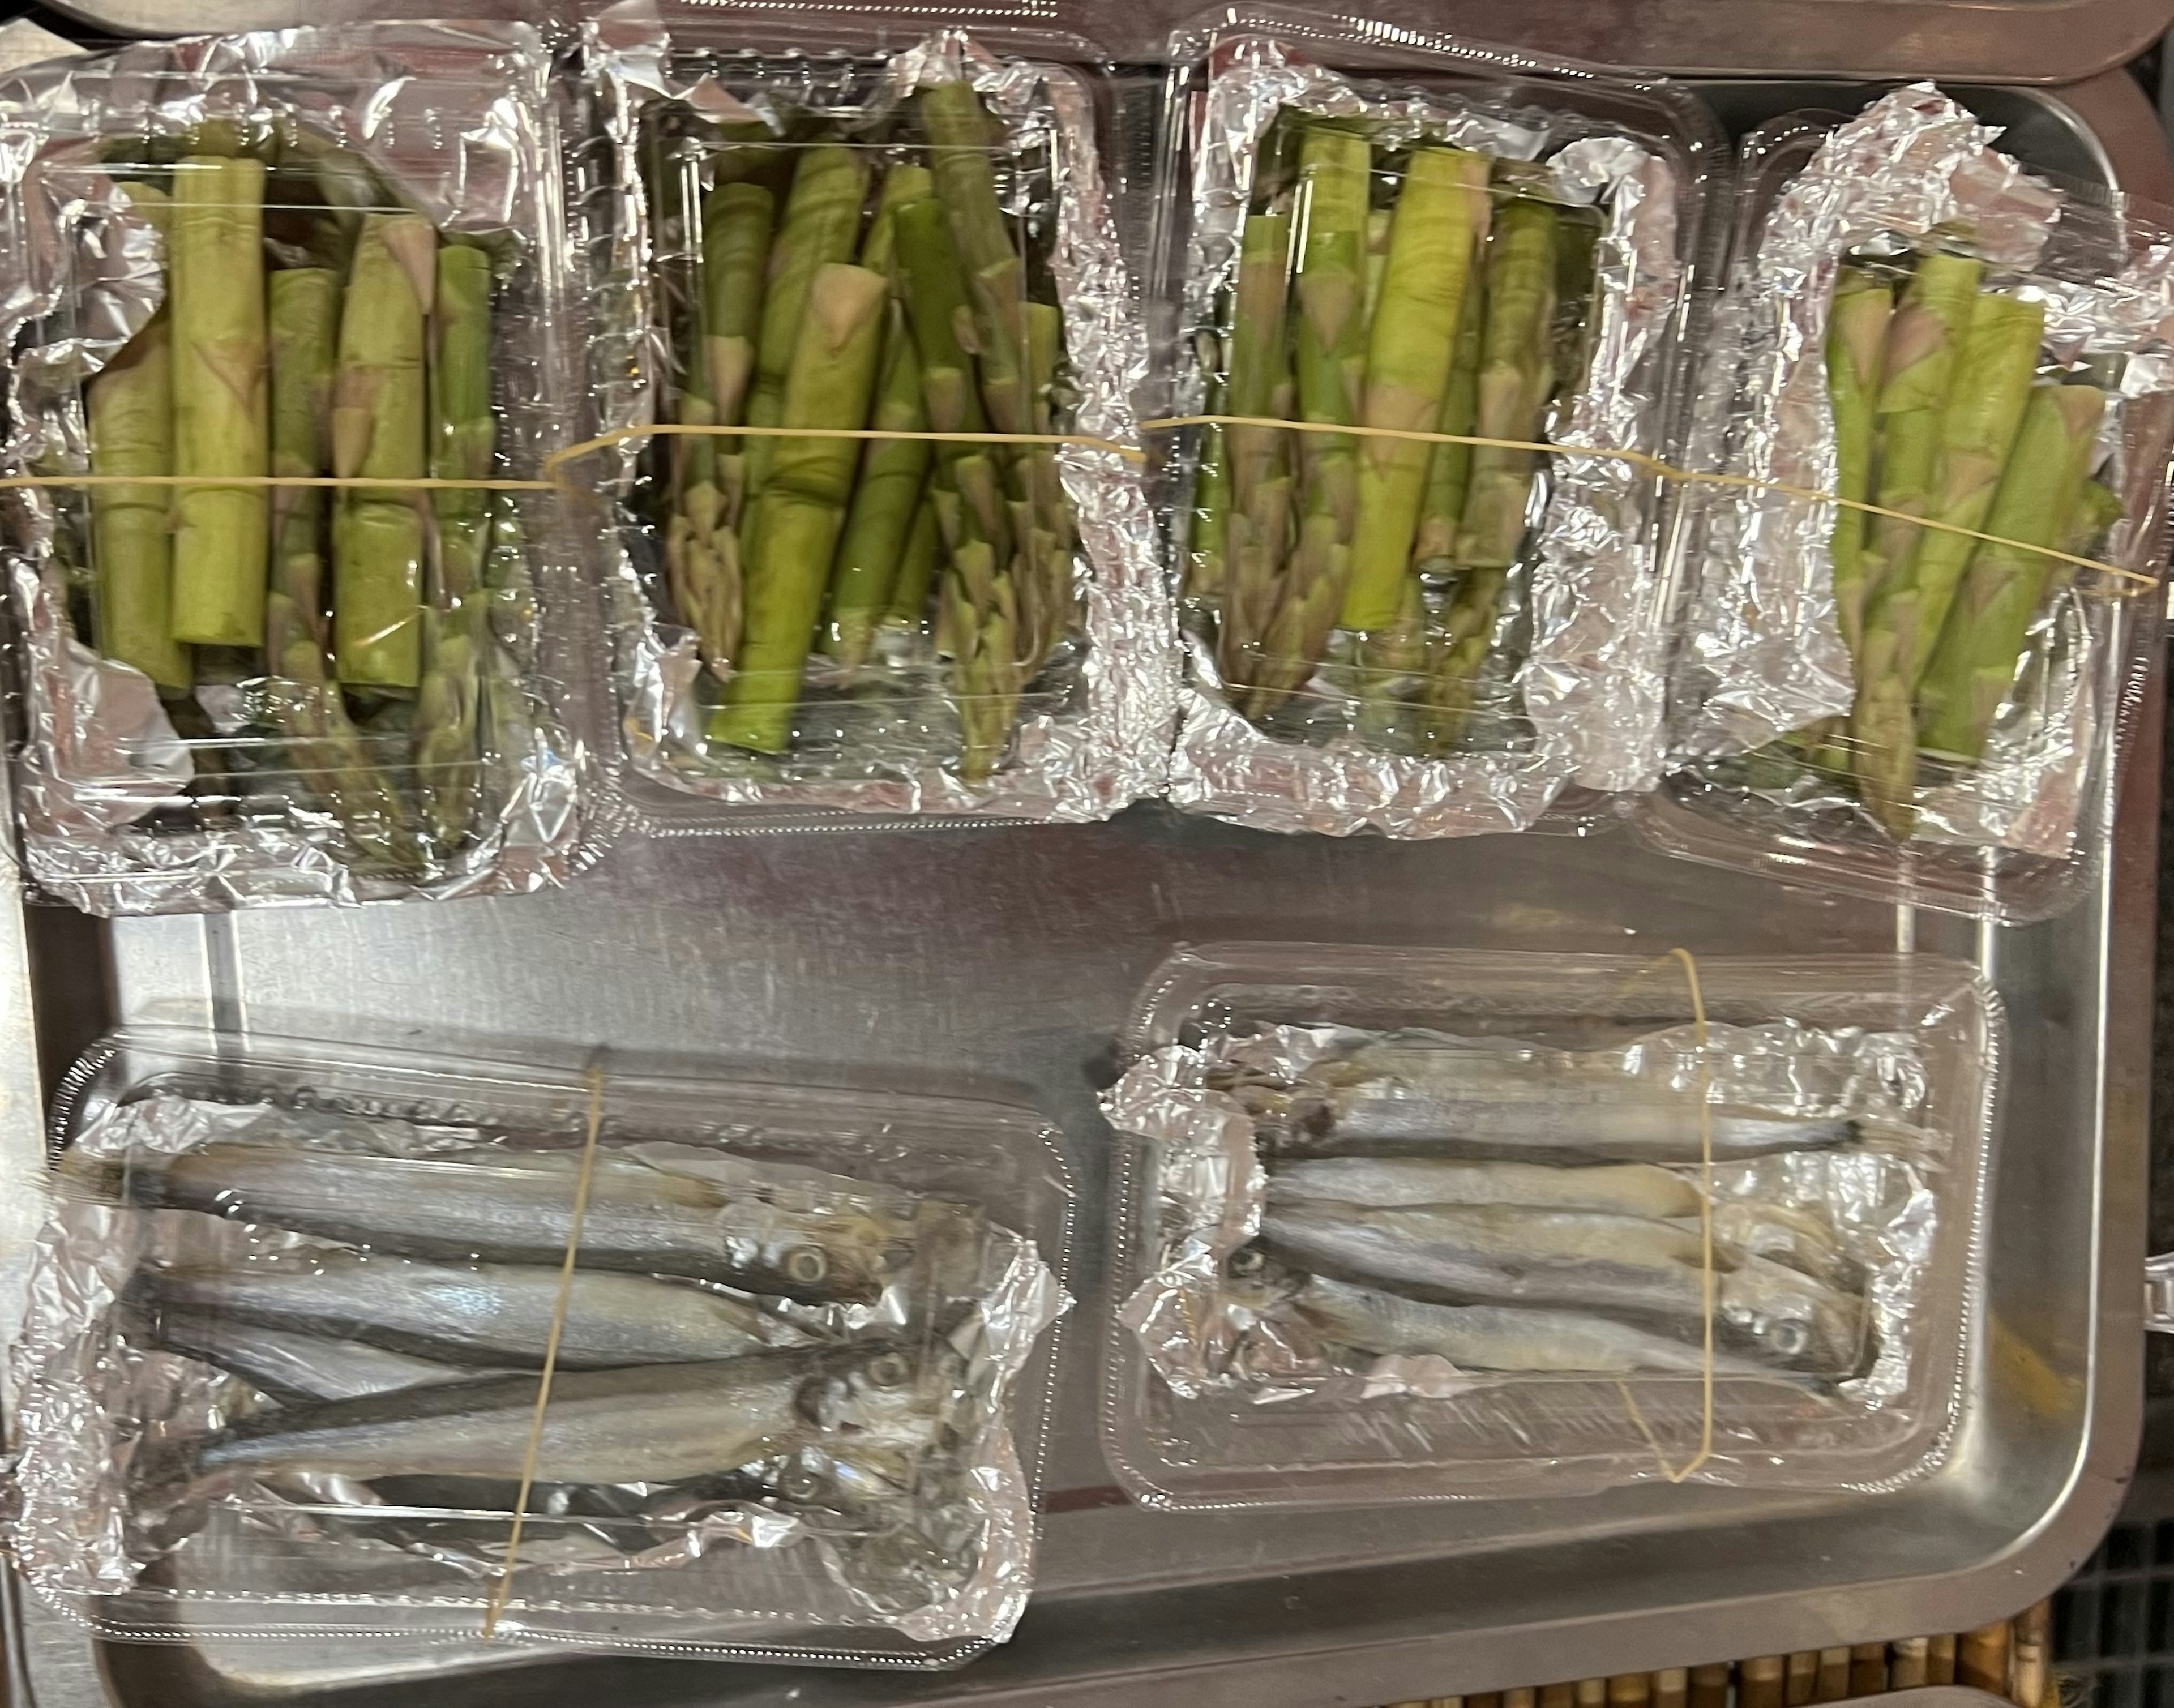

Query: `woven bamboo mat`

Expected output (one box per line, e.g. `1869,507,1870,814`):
1383,1600,2055,1708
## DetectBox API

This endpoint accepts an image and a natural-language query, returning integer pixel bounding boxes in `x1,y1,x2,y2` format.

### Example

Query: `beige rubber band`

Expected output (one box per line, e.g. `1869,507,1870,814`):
480,1060,607,1641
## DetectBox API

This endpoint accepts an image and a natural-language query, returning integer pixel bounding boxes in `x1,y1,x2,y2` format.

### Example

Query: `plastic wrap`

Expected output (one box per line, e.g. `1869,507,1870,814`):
11,1029,1072,1667
0,24,608,915
1647,84,2174,921
1150,10,1721,838
581,0,1173,833
1102,943,1996,1506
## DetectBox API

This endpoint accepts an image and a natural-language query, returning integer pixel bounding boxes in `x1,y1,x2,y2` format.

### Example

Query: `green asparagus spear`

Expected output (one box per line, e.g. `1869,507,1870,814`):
921,80,1027,438
266,269,339,654
1852,286,2044,833
711,263,888,754
744,146,868,496
331,212,434,691
1824,266,1892,658
1916,382,2102,763
1340,147,1490,633
169,153,268,648
1188,419,1229,599
415,241,494,849
703,181,774,436
1216,211,1294,707
87,313,190,691
1248,123,1370,716
1362,207,1393,327
824,172,936,673
1856,252,1982,633
1413,265,1486,576
1453,197,1559,572
883,490,943,632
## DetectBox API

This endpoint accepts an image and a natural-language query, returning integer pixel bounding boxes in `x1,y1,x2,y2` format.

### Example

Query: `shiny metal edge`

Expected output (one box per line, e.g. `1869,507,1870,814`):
30,0,2174,85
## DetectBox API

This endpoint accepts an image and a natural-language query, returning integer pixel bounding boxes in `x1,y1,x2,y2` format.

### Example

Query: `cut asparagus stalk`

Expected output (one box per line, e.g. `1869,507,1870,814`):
1916,382,2102,763
711,262,889,754
744,144,867,499
415,240,495,850
169,152,269,648
87,311,191,691
824,171,936,673
1340,147,1490,633
1413,266,1486,577
1453,196,1559,572
1852,286,2044,833
1824,266,1893,658
266,269,339,654
1248,122,1370,717
331,211,435,691
1216,211,1295,709
1856,252,1982,637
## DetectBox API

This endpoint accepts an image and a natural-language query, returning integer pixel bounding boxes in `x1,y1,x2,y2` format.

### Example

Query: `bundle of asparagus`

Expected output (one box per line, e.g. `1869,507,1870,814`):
1188,113,1600,756
649,79,1077,784
80,131,513,876
1810,255,2120,837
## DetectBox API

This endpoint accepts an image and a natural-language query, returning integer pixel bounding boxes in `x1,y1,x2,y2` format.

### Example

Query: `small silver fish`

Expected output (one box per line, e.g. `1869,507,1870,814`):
1268,1156,1702,1219
135,1252,807,1372
1290,1277,1776,1377
146,1308,481,1404
127,1142,920,1304
176,1341,958,1489
1260,1198,1861,1372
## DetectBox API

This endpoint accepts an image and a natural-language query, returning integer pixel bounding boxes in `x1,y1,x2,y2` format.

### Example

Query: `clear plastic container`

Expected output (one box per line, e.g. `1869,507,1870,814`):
579,3,1172,835
14,1026,1073,1667
1642,85,2174,922
1148,6,1726,839
1101,941,1998,1508
0,23,609,915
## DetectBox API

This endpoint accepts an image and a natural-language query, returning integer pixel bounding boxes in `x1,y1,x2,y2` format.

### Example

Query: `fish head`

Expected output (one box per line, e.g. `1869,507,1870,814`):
737,1207,914,1304
801,1341,966,1454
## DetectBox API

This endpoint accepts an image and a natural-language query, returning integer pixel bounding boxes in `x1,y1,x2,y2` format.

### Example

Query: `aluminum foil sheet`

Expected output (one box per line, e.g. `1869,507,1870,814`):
11,1091,1067,1651
1107,1010,1985,1495
1668,84,2174,871
0,23,602,915
587,3,1175,825
1163,22,1698,838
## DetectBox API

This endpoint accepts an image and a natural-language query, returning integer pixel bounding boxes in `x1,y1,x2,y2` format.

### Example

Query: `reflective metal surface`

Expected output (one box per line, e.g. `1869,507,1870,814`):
33,0,2174,85
0,66,2162,1708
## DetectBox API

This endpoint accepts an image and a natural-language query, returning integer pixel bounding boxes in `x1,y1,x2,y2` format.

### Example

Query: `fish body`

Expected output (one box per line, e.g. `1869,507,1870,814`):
1291,1277,1773,1377
148,1307,481,1403
127,1142,914,1303
183,1341,953,1488
135,1252,806,1371
1269,1156,1702,1219
1259,1198,1859,1372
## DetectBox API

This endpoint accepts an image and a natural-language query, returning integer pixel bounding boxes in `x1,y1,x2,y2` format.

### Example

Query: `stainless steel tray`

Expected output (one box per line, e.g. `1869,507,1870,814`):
0,65,2163,1708
34,0,2174,85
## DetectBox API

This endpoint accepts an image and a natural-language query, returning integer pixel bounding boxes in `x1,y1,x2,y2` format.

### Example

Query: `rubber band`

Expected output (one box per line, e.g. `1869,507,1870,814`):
480,1059,607,1641
1614,946,1716,1485
543,420,1147,470
1146,412,2159,595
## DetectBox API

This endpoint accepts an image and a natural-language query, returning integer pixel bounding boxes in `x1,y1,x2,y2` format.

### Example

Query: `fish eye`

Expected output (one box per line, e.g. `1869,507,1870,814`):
780,1465,828,1502
1769,1320,1811,1358
784,1246,829,1286
866,1352,912,1389
1227,1247,1265,1279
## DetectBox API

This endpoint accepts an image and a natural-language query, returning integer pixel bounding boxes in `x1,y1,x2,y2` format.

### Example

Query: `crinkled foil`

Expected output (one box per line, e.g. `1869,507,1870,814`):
11,1092,1067,1649
0,24,602,915
585,4,1175,824
1668,84,2174,870
1163,25,1696,837
1106,1011,1983,1492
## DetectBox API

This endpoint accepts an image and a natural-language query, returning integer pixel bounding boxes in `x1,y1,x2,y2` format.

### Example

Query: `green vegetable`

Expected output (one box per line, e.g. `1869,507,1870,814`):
266,269,339,657
1452,197,1559,572
1340,147,1490,633
744,145,867,495
87,311,191,691
1215,211,1294,709
1413,268,1485,577
331,212,434,691
169,153,269,648
1824,266,1892,658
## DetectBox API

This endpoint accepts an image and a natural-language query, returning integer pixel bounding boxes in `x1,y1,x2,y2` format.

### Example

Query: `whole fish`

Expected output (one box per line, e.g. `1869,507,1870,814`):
134,1252,807,1372
1259,1198,1860,1371
1268,1156,1702,1219
145,1307,481,1404
168,1341,957,1489
125,1141,917,1303
1290,1277,1776,1377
